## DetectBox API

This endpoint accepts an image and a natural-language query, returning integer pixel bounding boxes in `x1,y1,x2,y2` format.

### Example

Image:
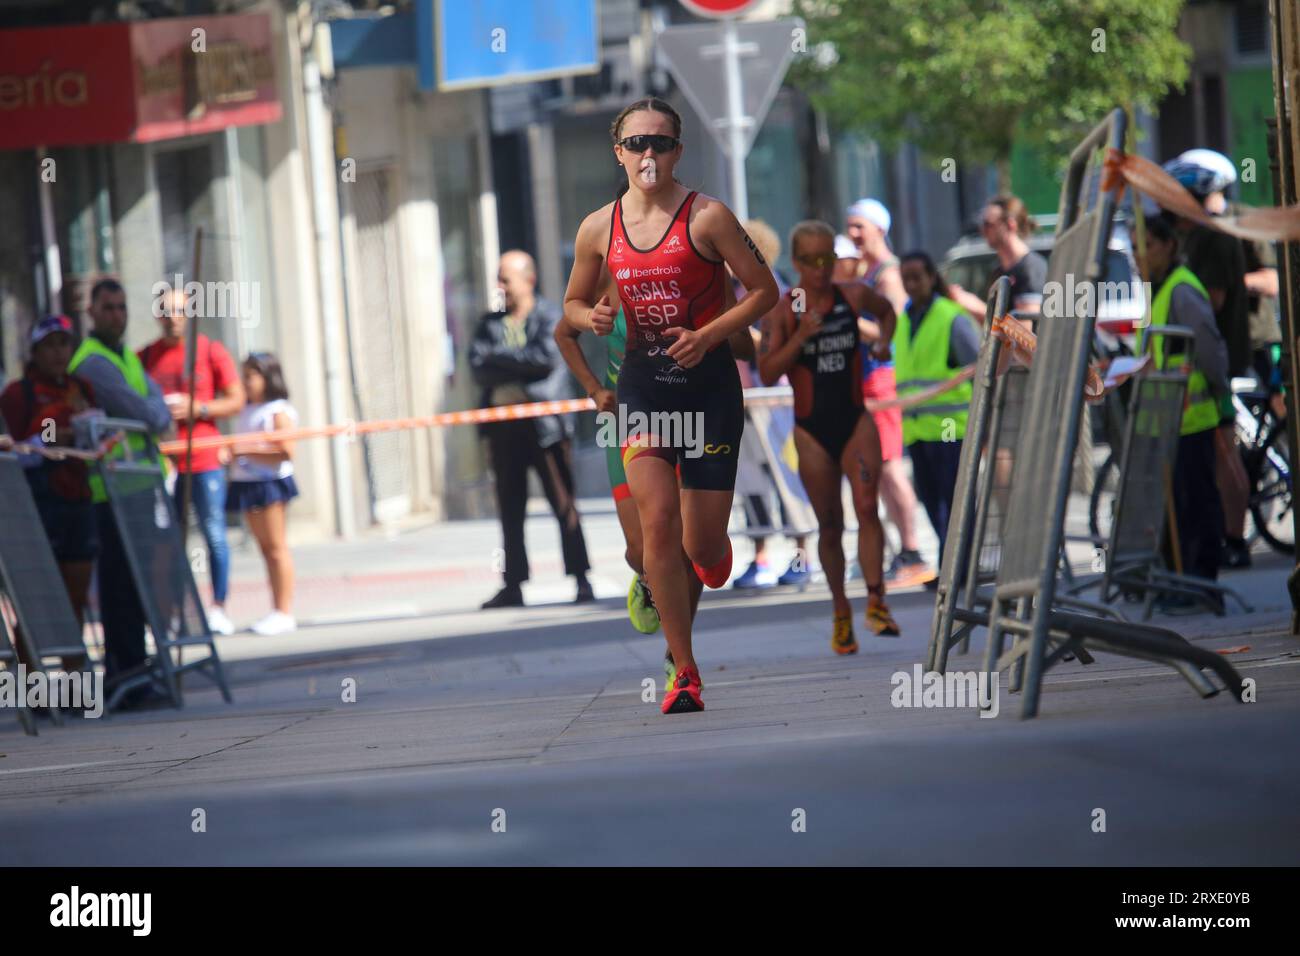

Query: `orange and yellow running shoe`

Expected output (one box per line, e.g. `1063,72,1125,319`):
662,663,704,714
866,595,901,637
831,614,858,655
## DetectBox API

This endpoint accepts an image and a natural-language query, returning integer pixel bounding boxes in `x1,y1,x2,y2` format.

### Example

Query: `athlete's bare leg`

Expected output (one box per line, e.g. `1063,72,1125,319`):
879,458,921,553
627,455,696,672
681,487,734,625
842,415,887,595
614,496,645,574
793,427,849,618
684,552,704,618
681,488,733,569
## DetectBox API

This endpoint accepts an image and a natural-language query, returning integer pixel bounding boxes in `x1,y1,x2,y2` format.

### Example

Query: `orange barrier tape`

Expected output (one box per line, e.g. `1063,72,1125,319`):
156,377,989,458
158,397,597,455
991,313,1106,400
1102,148,1300,242
865,368,975,412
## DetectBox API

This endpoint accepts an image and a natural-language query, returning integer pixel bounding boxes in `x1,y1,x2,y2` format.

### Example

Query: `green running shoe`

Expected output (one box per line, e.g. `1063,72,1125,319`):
628,574,661,634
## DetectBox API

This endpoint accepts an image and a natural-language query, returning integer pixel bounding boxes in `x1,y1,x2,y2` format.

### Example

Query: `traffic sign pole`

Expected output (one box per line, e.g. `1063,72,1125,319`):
721,19,750,219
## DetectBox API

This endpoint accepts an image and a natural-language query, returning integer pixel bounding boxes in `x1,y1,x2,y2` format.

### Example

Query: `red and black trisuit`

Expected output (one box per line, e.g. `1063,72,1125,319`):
608,189,743,491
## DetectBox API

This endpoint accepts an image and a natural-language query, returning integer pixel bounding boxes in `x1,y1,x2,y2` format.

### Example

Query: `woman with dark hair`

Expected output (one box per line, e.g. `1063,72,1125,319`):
226,352,299,635
895,250,982,563
1130,212,1231,606
562,97,779,714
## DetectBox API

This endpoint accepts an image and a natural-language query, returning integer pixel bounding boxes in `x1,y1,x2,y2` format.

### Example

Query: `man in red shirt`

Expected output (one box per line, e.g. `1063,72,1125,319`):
140,289,245,634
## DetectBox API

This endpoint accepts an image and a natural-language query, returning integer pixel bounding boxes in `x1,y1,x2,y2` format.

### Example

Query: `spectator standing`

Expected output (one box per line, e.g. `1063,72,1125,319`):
1132,213,1231,607
67,278,173,709
139,289,245,634
894,252,982,563
0,315,98,667
1162,150,1254,568
950,195,1048,316
471,250,594,608
226,352,299,635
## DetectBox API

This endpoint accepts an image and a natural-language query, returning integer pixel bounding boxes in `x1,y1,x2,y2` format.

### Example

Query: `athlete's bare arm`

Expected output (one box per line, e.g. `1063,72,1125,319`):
556,271,618,410
757,294,818,386
840,282,896,360
663,196,779,368
564,205,618,336
720,281,755,360
729,328,756,361
874,262,908,316
554,315,601,395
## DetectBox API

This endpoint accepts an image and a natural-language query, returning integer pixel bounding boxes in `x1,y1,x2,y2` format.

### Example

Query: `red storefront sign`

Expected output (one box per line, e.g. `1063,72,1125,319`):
0,13,281,149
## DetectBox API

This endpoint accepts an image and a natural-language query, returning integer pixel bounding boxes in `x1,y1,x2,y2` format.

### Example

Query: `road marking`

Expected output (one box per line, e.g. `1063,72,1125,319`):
0,759,128,776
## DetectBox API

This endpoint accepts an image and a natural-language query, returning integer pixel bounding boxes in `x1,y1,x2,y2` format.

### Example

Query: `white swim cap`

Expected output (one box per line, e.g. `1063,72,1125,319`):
846,198,891,234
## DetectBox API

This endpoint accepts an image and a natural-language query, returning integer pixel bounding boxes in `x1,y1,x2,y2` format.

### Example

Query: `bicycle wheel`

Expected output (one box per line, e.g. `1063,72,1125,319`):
1249,422,1294,555
1088,451,1119,541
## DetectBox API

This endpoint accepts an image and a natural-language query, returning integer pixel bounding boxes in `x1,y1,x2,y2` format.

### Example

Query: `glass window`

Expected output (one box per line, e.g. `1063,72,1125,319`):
433,134,488,491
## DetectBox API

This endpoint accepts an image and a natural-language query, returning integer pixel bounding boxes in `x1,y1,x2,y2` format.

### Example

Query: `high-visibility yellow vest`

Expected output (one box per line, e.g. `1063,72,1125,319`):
1139,265,1219,436
68,336,156,503
893,295,972,444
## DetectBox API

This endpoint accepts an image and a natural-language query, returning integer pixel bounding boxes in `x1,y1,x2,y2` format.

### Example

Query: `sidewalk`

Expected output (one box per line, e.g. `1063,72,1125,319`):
208,483,1289,630
193,488,1297,669
217,497,641,628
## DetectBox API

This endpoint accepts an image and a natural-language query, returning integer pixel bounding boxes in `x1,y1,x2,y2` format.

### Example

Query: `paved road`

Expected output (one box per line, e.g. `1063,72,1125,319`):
1,556,1296,866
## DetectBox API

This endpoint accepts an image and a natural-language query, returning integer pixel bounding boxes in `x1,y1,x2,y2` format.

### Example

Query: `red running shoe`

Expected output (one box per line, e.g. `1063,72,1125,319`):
662,663,705,714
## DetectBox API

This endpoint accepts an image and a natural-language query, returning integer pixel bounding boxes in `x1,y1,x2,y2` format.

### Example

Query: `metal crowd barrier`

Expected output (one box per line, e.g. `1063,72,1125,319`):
965,108,1244,717
925,277,1012,671
0,449,94,736
0,614,35,736
1067,328,1252,617
87,418,231,711
925,285,1122,675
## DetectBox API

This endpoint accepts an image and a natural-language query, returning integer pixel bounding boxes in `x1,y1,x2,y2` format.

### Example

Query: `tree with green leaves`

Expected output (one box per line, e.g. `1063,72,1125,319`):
791,0,1190,191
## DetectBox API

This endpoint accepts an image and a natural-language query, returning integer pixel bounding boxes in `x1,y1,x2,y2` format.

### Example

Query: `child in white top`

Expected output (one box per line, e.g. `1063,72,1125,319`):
225,352,299,636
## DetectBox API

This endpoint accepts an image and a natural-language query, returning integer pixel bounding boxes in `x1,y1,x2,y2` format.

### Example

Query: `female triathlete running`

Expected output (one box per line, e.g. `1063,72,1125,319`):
758,220,901,653
556,271,747,643
563,97,778,714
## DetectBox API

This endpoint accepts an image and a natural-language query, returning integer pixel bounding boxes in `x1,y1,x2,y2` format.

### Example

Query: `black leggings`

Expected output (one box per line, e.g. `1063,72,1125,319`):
1168,428,1223,581
908,439,964,564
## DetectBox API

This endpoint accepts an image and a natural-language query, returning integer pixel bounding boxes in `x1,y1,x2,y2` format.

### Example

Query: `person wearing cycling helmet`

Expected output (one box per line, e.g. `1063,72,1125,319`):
1161,149,1254,570
1133,211,1232,607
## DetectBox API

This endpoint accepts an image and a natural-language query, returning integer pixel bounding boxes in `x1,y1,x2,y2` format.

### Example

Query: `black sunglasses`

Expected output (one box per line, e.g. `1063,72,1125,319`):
617,134,679,154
